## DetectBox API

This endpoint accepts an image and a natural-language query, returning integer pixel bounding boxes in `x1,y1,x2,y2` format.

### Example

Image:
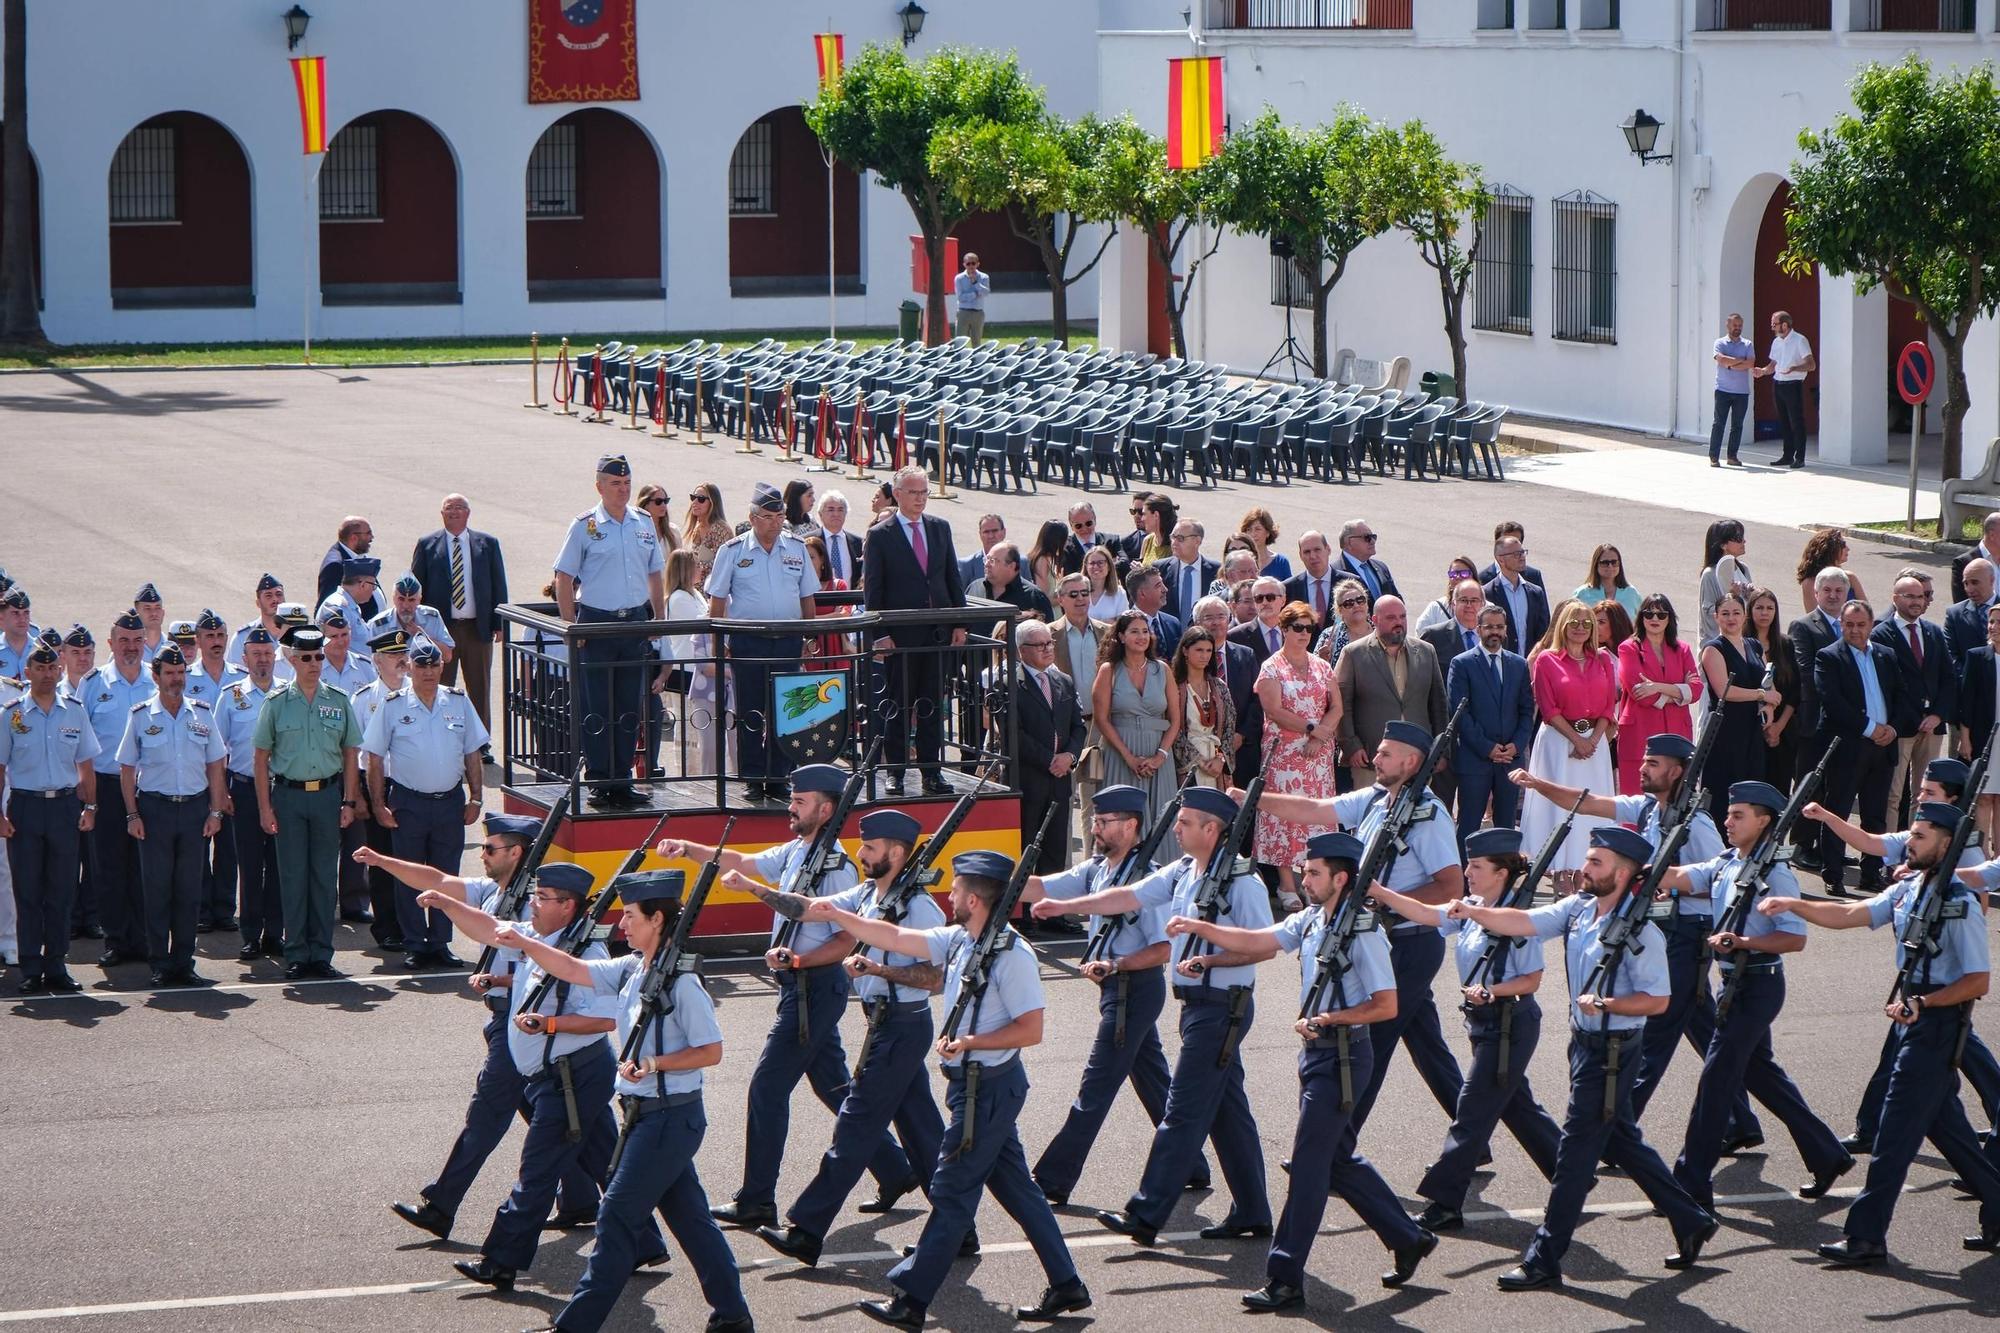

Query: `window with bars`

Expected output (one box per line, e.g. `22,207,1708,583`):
1268,238,1316,309
526,123,579,218
1473,187,1533,334
729,118,775,215
319,123,379,220
109,125,176,223
1552,190,1616,343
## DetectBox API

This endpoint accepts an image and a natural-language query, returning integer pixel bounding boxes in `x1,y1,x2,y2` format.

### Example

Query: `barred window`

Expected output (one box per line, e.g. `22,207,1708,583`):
319,122,379,220
729,118,775,215
1473,186,1532,334
109,125,176,223
526,122,579,218
1268,237,1315,309
1552,190,1616,344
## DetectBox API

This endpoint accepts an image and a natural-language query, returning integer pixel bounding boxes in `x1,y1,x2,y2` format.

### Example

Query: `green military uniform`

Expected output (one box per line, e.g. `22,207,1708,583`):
252,679,361,968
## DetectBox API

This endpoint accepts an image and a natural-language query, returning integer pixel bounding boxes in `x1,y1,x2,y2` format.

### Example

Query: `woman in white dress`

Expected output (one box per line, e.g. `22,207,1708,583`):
1517,600,1619,878
655,548,717,777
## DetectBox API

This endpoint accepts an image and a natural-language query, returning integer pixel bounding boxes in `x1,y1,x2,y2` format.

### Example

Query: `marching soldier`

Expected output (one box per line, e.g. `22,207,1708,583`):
82,611,154,970
1450,826,1720,1291
806,850,1091,1330
186,609,244,935
1759,802,2000,1265
362,637,486,969
116,645,226,987
226,574,287,667
660,763,914,1228
755,808,951,1268
213,628,283,960
0,641,99,993
349,630,411,951
366,573,454,667
1032,787,1272,1249
1651,781,1853,1208
1016,784,1213,1205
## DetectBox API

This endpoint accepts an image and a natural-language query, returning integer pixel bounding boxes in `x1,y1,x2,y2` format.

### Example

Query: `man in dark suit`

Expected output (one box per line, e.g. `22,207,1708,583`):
1226,576,1286,786
1814,601,1909,896
1483,536,1549,657
1334,519,1400,603
1944,556,1995,673
1153,520,1218,625
1475,521,1546,589
1419,577,1491,667
815,490,865,589
1058,501,1119,576
1118,492,1154,565
1126,566,1182,663
1283,530,1341,636
1949,511,2000,603
318,516,373,606
1446,605,1536,847
1871,573,1956,827
1010,621,1087,875
409,493,509,733
862,467,966,795
1787,568,1847,865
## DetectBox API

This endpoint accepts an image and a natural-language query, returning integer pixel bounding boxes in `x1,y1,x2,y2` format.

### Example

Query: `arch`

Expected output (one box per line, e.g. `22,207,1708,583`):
0,128,42,313
108,111,253,308
1750,180,1818,436
525,107,663,301
320,108,461,306
726,106,862,298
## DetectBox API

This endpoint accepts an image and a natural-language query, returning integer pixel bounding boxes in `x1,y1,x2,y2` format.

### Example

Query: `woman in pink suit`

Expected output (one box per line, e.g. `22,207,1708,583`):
1614,592,1702,794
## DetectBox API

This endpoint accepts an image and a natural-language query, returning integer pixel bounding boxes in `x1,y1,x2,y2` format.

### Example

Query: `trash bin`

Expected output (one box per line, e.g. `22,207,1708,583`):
1421,369,1456,399
899,300,922,343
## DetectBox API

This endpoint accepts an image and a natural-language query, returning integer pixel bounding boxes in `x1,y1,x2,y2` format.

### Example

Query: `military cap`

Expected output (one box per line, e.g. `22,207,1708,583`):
393,572,422,596
275,602,311,626
166,620,198,644
316,607,349,629
63,624,94,649
194,608,227,632
791,763,849,795
340,557,381,582
409,639,444,666
535,862,595,898
36,626,62,648
1644,733,1696,762
1590,825,1654,866
859,809,922,844
242,627,275,647
134,582,162,605
1305,830,1366,864
1382,720,1433,754
1466,827,1525,860
111,609,144,631
483,812,542,843
618,868,686,908
596,453,632,477
255,572,284,594
750,481,785,513
280,625,326,652
367,629,411,656
25,642,59,667
1092,785,1148,815
150,644,188,669
1727,781,1785,813
1915,801,1964,833
952,849,1016,883
1182,786,1239,824
1926,757,1970,791
0,587,30,610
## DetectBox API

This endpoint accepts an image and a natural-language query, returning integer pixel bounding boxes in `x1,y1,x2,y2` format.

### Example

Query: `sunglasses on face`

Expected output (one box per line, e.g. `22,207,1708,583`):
1073,521,1095,531
688,493,707,502
294,652,324,661
480,842,509,854
1597,558,1620,568
1338,598,1366,610
1254,593,1282,603
1641,610,1668,620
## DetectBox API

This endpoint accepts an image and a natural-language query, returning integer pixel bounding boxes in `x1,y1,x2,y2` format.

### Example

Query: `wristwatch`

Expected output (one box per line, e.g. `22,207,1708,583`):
81,803,96,813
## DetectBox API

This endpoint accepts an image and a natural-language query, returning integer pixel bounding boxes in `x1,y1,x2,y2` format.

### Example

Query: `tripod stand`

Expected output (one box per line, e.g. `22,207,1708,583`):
1259,297,1314,384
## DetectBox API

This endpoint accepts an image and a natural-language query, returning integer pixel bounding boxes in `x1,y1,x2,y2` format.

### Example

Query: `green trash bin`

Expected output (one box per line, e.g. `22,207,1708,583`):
899,300,923,343
1421,369,1456,399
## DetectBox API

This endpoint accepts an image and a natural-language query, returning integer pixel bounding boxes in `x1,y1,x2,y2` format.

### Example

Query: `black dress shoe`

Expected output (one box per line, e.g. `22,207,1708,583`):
452,1256,516,1289
238,942,264,961
261,937,285,958
16,975,49,995
706,1318,754,1333
1965,1231,2000,1252
858,1294,926,1331
709,1200,777,1229
1038,1183,1070,1207
920,778,952,796
1384,1229,1438,1288
1185,1173,1213,1192
885,777,907,798
433,950,466,969
284,963,307,980
177,967,213,987
753,1224,822,1268
1800,1156,1856,1200
78,923,106,940
636,1247,672,1270
197,917,215,933
390,1199,453,1240
1497,1264,1558,1291
98,948,136,967
402,953,427,971
308,961,343,980
1199,1221,1272,1240
1665,1214,1720,1269
45,972,82,994
857,1174,922,1213
1818,1237,1888,1267
1015,1278,1091,1321
763,782,789,801
1720,1131,1765,1156
1095,1210,1158,1247
341,909,374,924
211,915,238,932
149,970,173,987
1839,1132,1873,1155
543,1208,597,1231
1414,1201,1463,1231
900,1231,979,1258
1241,1281,1304,1313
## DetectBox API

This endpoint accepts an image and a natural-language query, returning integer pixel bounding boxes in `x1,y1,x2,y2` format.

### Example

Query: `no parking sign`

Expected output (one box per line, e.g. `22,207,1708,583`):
1897,341,1935,406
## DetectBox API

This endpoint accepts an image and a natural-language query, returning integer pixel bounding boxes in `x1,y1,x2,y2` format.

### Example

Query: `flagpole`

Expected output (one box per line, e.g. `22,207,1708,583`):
827,152,837,340
302,151,313,364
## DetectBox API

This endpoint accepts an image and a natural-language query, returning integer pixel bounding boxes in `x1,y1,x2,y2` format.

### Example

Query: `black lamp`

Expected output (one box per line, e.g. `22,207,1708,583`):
898,1,927,46
1620,108,1670,166
283,4,312,50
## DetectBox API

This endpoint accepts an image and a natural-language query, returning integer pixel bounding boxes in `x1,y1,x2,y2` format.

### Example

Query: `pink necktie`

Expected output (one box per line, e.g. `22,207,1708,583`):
910,519,928,573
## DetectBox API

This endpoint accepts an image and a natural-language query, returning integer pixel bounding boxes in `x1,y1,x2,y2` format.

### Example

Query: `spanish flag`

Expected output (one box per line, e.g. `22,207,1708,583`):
814,33,845,93
290,56,328,155
1165,56,1223,170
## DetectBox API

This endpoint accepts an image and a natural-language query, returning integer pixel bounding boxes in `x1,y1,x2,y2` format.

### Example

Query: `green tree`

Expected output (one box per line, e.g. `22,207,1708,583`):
1209,108,1394,378
1785,55,2000,484
805,44,1043,345
2,0,42,342
1092,115,1225,360
929,112,1120,346
1379,120,1487,400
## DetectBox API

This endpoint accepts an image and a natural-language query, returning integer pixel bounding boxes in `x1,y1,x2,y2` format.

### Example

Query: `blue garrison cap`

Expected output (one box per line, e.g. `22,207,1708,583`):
1382,720,1433,753
134,582,162,605
151,644,188,669
596,453,632,477
0,587,28,610
1466,827,1524,860
1728,781,1785,813
750,481,785,513
63,624,93,649
25,642,58,666
243,627,275,646
194,608,227,632
1183,786,1239,824
618,868,685,908
256,572,283,593
952,850,1016,883
111,608,144,631
1926,757,1970,790
1092,784,1148,815
394,573,422,596
792,763,849,794
1915,801,1964,833
315,607,349,629
536,862,595,897
1590,825,1654,866
1645,733,1695,762
483,813,541,842
409,639,444,667
368,629,411,655
36,627,61,648
1305,830,1365,863
860,809,922,844
341,556,381,581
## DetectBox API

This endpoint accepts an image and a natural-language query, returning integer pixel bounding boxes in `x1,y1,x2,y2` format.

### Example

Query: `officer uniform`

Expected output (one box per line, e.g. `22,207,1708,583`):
550,870,750,1333
1415,828,1562,1219
0,586,38,679
184,610,245,931
552,455,663,804
703,481,820,797
1329,721,1466,1142
365,577,452,658
883,850,1083,1319
362,639,487,959
1031,785,1210,1202
1669,783,1850,1210
1117,786,1273,1236
347,633,408,948
722,764,910,1219
213,643,284,958
251,627,362,973
134,583,166,664
316,558,383,638
224,573,286,668
80,619,156,964
1507,827,1714,1287
0,646,100,989
116,647,225,983
57,624,104,940
783,810,947,1244
0,672,18,968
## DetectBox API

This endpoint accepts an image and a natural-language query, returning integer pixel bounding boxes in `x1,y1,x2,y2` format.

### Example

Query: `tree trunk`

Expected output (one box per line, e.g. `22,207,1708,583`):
1444,291,1469,403
907,187,949,346
1310,284,1330,381
1940,329,1969,493
1033,218,1068,346
1151,224,1188,359
1,0,42,343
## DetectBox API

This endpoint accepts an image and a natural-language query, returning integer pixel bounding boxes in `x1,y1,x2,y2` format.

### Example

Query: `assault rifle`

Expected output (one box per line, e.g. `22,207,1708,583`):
773,734,885,1045
1078,773,1195,1049
1712,737,1838,1024
472,760,581,978
1887,723,1998,1049
1466,789,1587,1083
516,805,675,1015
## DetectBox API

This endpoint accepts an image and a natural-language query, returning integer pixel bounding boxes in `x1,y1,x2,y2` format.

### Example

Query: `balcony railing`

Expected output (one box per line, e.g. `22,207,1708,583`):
1218,0,1415,29
1695,0,1830,29
1854,0,1973,31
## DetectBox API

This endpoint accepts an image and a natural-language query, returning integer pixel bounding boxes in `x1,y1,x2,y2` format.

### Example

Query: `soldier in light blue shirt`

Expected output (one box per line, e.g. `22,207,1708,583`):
315,556,382,632
184,609,246,934
0,585,39,680
214,628,283,957
225,573,288,668
366,573,454,666
0,642,100,991
83,611,155,968
315,609,377,697
134,582,168,664
1451,824,1718,1290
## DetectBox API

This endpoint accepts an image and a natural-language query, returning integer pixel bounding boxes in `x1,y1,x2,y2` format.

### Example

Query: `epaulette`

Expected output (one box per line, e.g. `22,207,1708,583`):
575,509,595,522
130,700,149,712
189,698,212,711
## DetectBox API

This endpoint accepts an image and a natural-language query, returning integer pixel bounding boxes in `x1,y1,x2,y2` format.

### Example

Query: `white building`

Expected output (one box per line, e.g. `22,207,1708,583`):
1096,0,2000,469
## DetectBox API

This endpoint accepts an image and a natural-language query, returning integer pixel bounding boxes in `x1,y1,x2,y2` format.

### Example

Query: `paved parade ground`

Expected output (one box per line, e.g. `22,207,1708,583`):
3,364,1996,1330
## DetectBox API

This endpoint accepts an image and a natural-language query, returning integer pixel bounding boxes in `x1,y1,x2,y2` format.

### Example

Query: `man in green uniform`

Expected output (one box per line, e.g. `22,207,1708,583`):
251,625,362,980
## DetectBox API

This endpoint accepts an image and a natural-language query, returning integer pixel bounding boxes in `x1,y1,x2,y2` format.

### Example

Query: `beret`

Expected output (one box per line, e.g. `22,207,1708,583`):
1925,757,1970,790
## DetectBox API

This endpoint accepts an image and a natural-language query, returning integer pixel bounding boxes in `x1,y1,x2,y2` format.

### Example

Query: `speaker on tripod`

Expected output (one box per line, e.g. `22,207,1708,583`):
1261,234,1314,384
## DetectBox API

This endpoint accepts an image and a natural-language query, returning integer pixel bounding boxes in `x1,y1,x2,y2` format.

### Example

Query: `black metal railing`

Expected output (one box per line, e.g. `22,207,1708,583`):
1473,189,1533,335
1552,190,1616,345
1695,0,1830,30
1218,0,1415,29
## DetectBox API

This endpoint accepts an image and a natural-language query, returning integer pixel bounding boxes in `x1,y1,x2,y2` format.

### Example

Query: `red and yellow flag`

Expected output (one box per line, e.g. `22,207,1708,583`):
1165,57,1223,170
290,56,328,155
814,33,845,93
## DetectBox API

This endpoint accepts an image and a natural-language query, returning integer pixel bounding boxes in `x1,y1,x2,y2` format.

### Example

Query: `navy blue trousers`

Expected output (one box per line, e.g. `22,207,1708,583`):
1341,929,1464,1147
229,775,281,947
388,784,464,952
788,1003,945,1237
92,780,144,955
724,633,801,783
1453,761,1523,848
202,808,236,920
136,794,206,972
72,824,100,934
1269,1035,1423,1289
423,1014,598,1219
1855,1020,2000,1139
1631,914,1759,1141
888,1059,1076,1306
1418,998,1561,1210
577,609,652,785
737,965,910,1207
1126,992,1270,1232
554,1097,748,1332
6,791,80,979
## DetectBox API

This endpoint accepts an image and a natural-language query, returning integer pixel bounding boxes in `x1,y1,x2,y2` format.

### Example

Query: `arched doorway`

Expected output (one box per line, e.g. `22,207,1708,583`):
726,107,860,297
0,128,41,312
108,111,253,308
1750,180,1818,439
525,108,662,301
320,110,460,305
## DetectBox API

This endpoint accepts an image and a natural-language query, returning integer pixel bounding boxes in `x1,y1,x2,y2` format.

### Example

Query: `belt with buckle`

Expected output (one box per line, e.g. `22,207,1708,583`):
274,776,340,791
140,792,203,804
14,787,77,799
862,998,931,1017
390,781,463,801
1174,985,1250,1006
618,1091,700,1115
581,604,652,622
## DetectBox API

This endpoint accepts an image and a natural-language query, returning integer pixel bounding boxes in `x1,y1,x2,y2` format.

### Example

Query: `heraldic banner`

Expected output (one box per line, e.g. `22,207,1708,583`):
529,0,639,104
